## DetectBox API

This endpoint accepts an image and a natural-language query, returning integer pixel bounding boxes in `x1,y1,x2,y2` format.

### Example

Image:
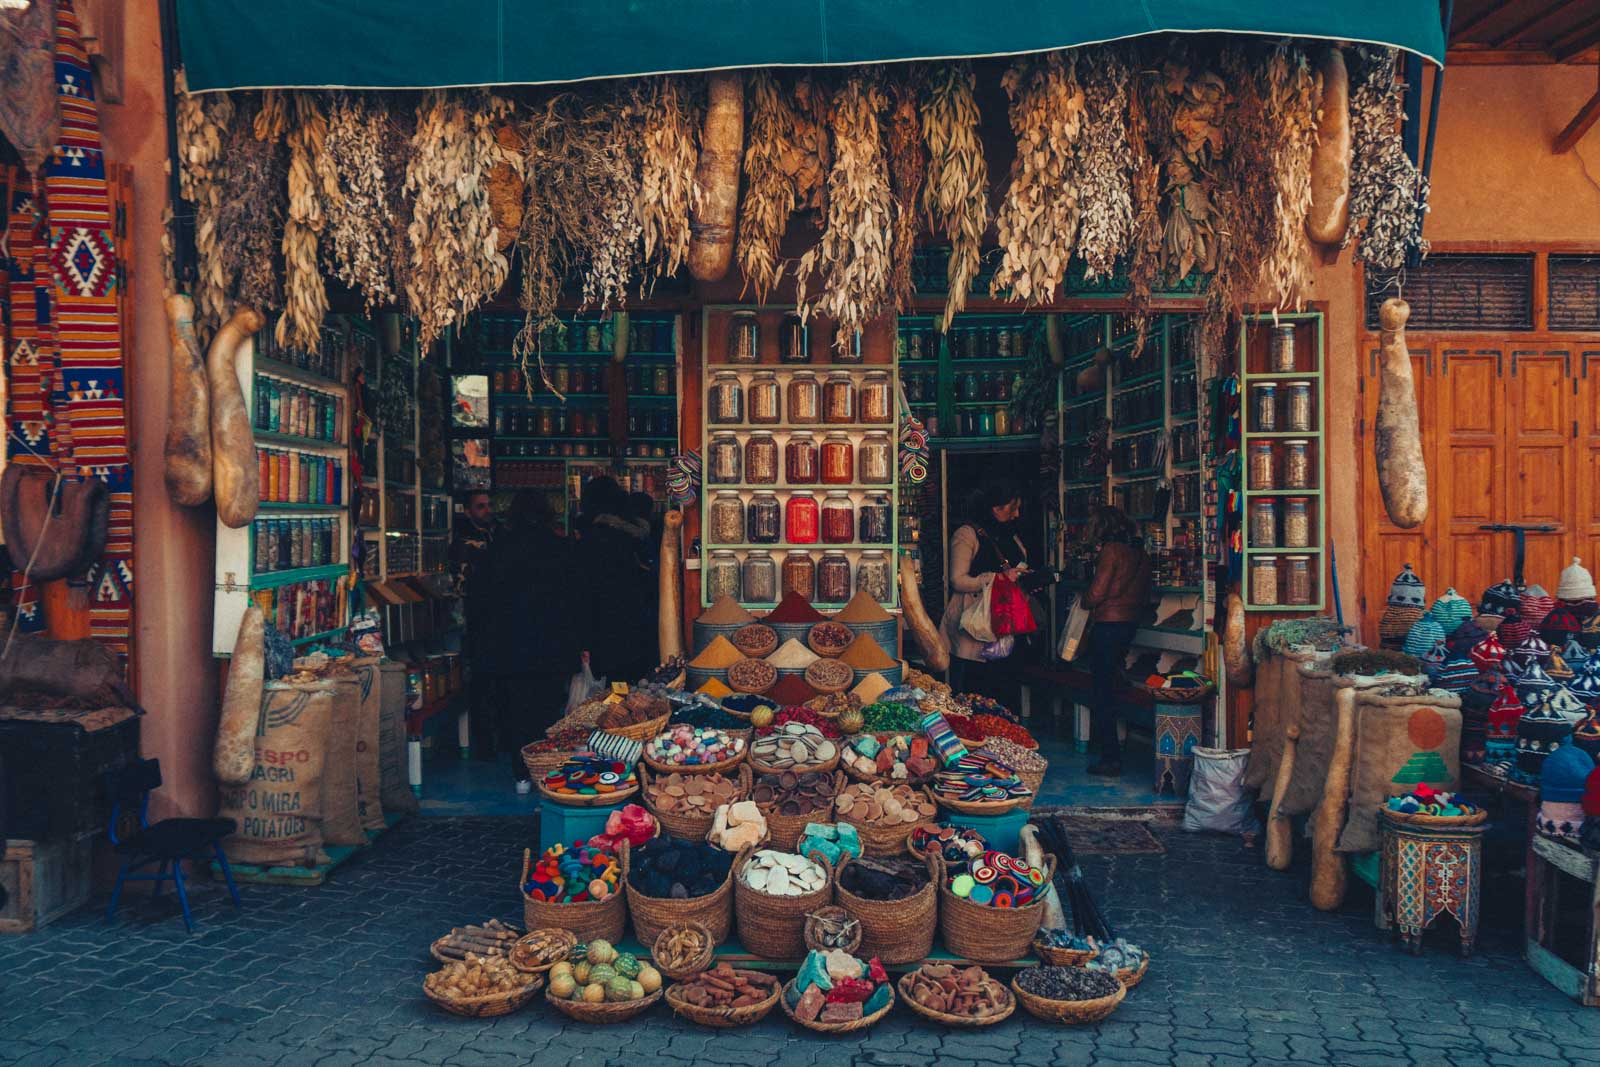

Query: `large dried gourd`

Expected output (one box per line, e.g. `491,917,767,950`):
1305,46,1351,246
214,606,264,786
209,307,265,529
658,511,685,661
899,554,949,671
1223,591,1253,687
1374,298,1427,528
163,294,212,506
1309,688,1355,910
688,72,744,282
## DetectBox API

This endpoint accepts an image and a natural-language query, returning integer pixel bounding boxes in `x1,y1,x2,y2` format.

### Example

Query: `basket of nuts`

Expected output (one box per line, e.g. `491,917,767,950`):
423,953,544,1017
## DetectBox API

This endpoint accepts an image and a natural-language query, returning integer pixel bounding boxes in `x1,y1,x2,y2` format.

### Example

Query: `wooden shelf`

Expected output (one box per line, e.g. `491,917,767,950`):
250,563,348,590
255,430,347,453
258,501,345,513
256,356,348,392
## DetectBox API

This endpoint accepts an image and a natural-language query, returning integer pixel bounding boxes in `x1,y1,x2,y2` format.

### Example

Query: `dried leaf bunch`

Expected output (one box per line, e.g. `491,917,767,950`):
1346,47,1428,270
1262,44,1322,309
919,61,989,329
324,92,400,313
1204,47,1273,357
736,69,805,304
885,77,926,312
215,93,286,323
278,92,340,351
1156,55,1225,286
173,68,232,340
1125,58,1166,356
634,76,702,284
1073,46,1136,283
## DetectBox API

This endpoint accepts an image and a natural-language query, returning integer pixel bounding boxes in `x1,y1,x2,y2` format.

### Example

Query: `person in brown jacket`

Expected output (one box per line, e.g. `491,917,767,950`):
1079,506,1151,777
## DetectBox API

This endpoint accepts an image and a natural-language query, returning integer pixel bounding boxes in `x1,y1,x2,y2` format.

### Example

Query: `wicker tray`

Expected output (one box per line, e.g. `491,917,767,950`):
424,973,544,1018
429,925,524,964
651,921,716,982
802,905,862,954
754,770,845,851
1011,974,1125,1025
520,846,629,945
543,984,662,1024
508,929,578,974
1381,808,1489,828
664,973,783,1029
642,747,748,778
1032,941,1098,967
734,850,834,960
896,970,1016,1028
536,777,641,808
935,792,1030,817
640,764,751,842
778,978,895,1033
1122,677,1216,705
834,785,938,858
1110,955,1150,989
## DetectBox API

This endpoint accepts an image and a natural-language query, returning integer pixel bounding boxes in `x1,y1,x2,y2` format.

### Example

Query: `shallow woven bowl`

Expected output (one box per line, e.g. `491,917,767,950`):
423,973,544,1018
1011,973,1126,1025
664,972,783,1029
651,920,716,981
543,985,663,1024
778,978,894,1034
896,969,1016,1028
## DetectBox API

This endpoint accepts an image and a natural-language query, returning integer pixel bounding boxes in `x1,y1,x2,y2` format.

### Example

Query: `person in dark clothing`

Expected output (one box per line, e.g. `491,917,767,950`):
482,490,585,790
1079,505,1152,778
577,477,656,685
453,490,500,760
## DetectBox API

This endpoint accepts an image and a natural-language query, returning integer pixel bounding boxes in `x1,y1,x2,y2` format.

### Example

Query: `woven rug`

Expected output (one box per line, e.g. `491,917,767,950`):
1031,808,1167,855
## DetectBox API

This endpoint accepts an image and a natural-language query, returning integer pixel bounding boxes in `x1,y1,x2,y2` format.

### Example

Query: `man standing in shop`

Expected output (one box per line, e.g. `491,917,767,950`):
452,490,499,761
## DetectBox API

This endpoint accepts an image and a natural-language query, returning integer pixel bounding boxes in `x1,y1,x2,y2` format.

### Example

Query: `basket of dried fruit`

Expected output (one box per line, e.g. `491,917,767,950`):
731,623,779,659
898,963,1015,1028
665,964,783,1029
508,928,577,974
807,621,855,658
652,921,715,981
1011,966,1126,1025
599,691,673,742
423,955,544,1018
804,657,854,694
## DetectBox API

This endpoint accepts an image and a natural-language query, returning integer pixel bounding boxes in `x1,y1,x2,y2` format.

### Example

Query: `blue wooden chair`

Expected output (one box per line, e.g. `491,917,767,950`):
104,758,241,932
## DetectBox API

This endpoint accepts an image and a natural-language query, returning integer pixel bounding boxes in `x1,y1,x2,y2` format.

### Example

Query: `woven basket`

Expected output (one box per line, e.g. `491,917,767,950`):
508,929,577,974
1032,941,1098,967
521,743,580,782
1011,973,1126,1025
802,905,862,954
1015,761,1047,799
423,973,544,1018
1381,808,1489,828
839,737,939,788
935,792,1029,817
519,847,629,945
544,985,662,1024
748,746,841,778
1123,677,1217,705
664,973,783,1029
833,851,938,963
623,841,743,948
779,978,894,1033
936,853,1056,962
651,921,716,981
896,970,1016,1028
1109,955,1150,989
604,710,673,743
536,778,641,808
733,850,834,960
429,926,523,964
835,785,938,858
642,745,748,778
640,765,751,841
755,770,845,850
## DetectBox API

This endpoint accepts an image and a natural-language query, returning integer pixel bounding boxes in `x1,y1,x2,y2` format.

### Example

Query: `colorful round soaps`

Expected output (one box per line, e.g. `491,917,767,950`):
542,754,638,798
523,842,621,903
646,725,746,767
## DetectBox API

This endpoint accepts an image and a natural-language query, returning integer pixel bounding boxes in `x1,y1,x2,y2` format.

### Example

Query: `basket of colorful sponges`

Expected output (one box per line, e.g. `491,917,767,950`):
520,841,629,944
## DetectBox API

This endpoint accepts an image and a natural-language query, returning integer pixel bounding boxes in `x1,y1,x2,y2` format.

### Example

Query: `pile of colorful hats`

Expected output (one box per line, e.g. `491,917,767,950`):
524,841,622,902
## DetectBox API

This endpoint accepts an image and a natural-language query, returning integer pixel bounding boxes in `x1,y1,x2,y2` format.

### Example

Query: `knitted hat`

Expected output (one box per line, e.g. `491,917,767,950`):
1431,653,1478,694
1445,618,1487,656
1402,616,1447,659
1378,606,1425,651
1459,672,1500,764
1469,632,1506,671
1562,637,1591,668
1521,585,1556,628
1515,662,1558,708
1548,685,1589,724
1506,633,1553,679
1564,598,1599,624
1586,766,1600,818
1481,579,1521,619
1388,564,1426,608
1487,685,1525,761
1428,588,1472,631
1419,640,1448,682
1548,650,1575,682
1570,656,1600,706
1462,669,1504,717
1558,557,1597,601
1540,606,1583,646
1539,746,1595,841
1498,618,1533,649
1515,696,1575,784
1582,611,1600,653
1573,710,1600,762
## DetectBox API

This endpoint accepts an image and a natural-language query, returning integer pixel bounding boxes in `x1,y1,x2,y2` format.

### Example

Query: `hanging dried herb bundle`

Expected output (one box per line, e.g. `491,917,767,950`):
1156,54,1225,286
991,51,1087,304
736,69,803,303
792,75,831,213
576,91,642,309
885,75,925,312
485,123,525,255
1203,46,1273,357
1125,56,1166,357
381,96,416,302
1073,46,1136,283
919,61,988,329
214,94,287,320
634,75,701,285
277,92,341,351
323,92,399,313
1346,47,1428,270
1262,44,1321,309
173,69,232,339
795,70,894,348
404,90,513,349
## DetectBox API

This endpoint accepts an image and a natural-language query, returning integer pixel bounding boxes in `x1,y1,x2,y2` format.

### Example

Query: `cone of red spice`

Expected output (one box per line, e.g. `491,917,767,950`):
764,592,828,625
768,674,819,705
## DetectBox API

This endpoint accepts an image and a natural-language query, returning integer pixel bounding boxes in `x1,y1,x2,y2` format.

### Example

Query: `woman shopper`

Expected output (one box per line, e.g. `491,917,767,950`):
1079,505,1152,778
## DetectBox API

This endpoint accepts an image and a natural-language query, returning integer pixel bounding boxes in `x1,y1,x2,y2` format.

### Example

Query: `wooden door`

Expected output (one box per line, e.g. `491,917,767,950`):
1506,349,1572,584
1434,344,1506,602
1574,345,1600,572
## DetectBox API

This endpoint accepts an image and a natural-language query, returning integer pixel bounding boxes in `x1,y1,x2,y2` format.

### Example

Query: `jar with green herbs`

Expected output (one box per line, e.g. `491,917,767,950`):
709,491,744,544
707,550,741,601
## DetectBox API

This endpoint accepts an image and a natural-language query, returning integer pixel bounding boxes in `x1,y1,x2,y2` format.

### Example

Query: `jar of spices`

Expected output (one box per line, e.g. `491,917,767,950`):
780,313,808,364
1284,381,1313,433
551,363,570,394
748,371,781,424
787,371,821,425
785,432,819,484
1285,555,1313,605
782,550,816,600
1269,324,1297,372
994,406,1011,437
1249,499,1277,548
909,330,925,360
786,491,819,543
821,492,855,544
586,323,602,351
743,550,778,603
745,431,779,484
748,492,781,544
707,550,742,601
823,373,855,424
1252,383,1278,432
709,492,744,544
860,372,893,424
834,329,864,365
821,433,854,485
708,433,741,484
1283,497,1312,548
818,551,852,602
537,407,556,437
652,364,671,396
1283,439,1313,489
859,492,892,543
859,432,892,484
1250,556,1280,606
1248,441,1276,491
728,310,760,364
708,372,744,424
856,551,892,602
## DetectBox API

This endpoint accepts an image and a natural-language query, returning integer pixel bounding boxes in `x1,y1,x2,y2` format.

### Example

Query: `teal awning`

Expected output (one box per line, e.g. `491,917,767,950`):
176,1,1447,93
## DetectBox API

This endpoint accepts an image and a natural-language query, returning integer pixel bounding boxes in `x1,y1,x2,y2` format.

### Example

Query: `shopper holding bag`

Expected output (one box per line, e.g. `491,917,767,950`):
1080,505,1152,778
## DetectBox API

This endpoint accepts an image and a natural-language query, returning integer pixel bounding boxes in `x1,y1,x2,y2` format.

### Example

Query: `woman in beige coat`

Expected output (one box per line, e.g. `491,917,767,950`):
940,481,1033,703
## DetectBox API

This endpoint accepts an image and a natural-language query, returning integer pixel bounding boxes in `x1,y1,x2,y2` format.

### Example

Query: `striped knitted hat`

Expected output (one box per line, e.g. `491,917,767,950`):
1498,618,1533,650
1573,710,1600,762
1549,651,1575,683
1431,653,1479,694
1402,616,1447,659
1515,696,1575,784
1378,606,1425,651
1515,662,1558,709
1445,618,1487,656
1540,606,1583,646
1486,685,1525,761
1388,564,1426,608
1521,585,1556,629
1571,656,1600,706
1469,632,1507,671
1562,637,1591,668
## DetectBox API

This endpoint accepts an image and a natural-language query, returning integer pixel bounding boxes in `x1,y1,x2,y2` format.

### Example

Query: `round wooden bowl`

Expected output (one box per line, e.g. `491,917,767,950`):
896,970,1016,1028
423,973,544,1018
802,905,862,954
651,921,716,982
536,778,640,808
508,929,577,974
543,985,662,1024
935,792,1029,817
664,973,783,1029
779,978,894,1033
1011,974,1126,1025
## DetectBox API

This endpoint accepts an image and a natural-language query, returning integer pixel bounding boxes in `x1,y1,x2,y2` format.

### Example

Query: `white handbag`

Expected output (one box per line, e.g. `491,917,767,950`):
1058,597,1091,662
958,575,997,644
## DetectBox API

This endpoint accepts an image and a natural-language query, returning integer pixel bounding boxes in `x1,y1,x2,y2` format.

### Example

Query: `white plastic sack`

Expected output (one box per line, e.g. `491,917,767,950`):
959,575,997,644
1182,747,1261,836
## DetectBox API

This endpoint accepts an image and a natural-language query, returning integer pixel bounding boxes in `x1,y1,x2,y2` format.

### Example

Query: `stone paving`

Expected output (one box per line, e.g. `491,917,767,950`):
1,815,1596,1066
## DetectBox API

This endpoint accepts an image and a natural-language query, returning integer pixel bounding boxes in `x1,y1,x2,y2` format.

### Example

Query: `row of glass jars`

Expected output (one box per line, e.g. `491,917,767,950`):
1250,380,1315,433
707,490,892,545
707,431,893,485
1246,439,1313,491
708,371,893,426
706,548,894,604
726,310,867,365
1250,554,1314,606
1248,497,1314,549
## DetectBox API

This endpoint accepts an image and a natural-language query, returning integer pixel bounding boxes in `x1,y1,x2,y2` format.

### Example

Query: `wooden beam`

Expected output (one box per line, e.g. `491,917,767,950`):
1553,13,1600,61
1488,0,1581,47
1553,88,1600,153
1451,0,1517,42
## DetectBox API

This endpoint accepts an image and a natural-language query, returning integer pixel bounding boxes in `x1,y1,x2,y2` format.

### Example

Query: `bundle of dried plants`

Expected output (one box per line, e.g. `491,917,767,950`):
736,69,803,303
1073,46,1136,283
1346,47,1428,270
1262,44,1321,309
885,74,926,311
380,96,417,303
795,70,894,348
1203,46,1272,357
1156,53,1225,287
1125,54,1166,357
919,61,989,328
214,93,286,320
634,75,701,285
323,92,399,313
791,74,831,213
991,51,1086,305
277,92,341,351
174,69,232,340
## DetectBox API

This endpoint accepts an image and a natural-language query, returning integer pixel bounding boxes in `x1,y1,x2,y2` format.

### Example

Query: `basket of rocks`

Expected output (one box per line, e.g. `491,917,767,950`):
833,782,938,858
749,722,840,777
734,849,834,959
751,770,843,850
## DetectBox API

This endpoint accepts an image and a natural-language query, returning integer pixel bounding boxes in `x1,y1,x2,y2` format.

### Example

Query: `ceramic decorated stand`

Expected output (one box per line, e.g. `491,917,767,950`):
1376,809,1486,957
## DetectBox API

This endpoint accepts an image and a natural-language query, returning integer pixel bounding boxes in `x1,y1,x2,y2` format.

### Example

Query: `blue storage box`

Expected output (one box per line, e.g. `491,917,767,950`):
538,798,631,856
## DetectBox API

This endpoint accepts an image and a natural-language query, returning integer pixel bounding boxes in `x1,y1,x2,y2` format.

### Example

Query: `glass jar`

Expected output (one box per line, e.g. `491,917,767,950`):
860,371,893,424
652,364,670,396
1285,555,1313,605
1249,499,1277,548
743,550,778,603
1248,441,1276,491
856,550,892,602
994,406,1011,437
859,492,892,543
823,373,855,424
707,550,742,601
748,492,781,544
834,328,865,365
551,363,570,394
785,432,819,484
727,310,760,364
1283,439,1313,489
1283,497,1312,548
818,551,852,602
748,371,781,425
786,491,819,544
1269,324,1297,373
537,407,556,436
1284,381,1313,433
1250,556,1280,606
708,372,744,424
709,491,745,544
782,550,816,600
745,432,779,484
859,432,892,484
821,434,854,485
821,492,855,544
708,433,741,484
787,371,821,425
779,313,809,364
1252,383,1277,432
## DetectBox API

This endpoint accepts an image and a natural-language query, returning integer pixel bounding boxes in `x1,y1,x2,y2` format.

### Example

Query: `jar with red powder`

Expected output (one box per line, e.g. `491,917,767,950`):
821,492,854,544
821,433,854,485
786,491,819,543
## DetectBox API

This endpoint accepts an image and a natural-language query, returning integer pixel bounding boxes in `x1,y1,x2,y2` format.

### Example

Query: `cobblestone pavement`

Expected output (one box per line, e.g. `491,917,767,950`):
1,816,1595,1066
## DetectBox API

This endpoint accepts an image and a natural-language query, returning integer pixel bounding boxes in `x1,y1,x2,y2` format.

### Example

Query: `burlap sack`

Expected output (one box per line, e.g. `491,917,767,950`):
320,674,366,846
1243,648,1330,793
1335,688,1462,853
378,661,419,815
219,681,333,868
1287,669,1428,819
350,657,387,833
